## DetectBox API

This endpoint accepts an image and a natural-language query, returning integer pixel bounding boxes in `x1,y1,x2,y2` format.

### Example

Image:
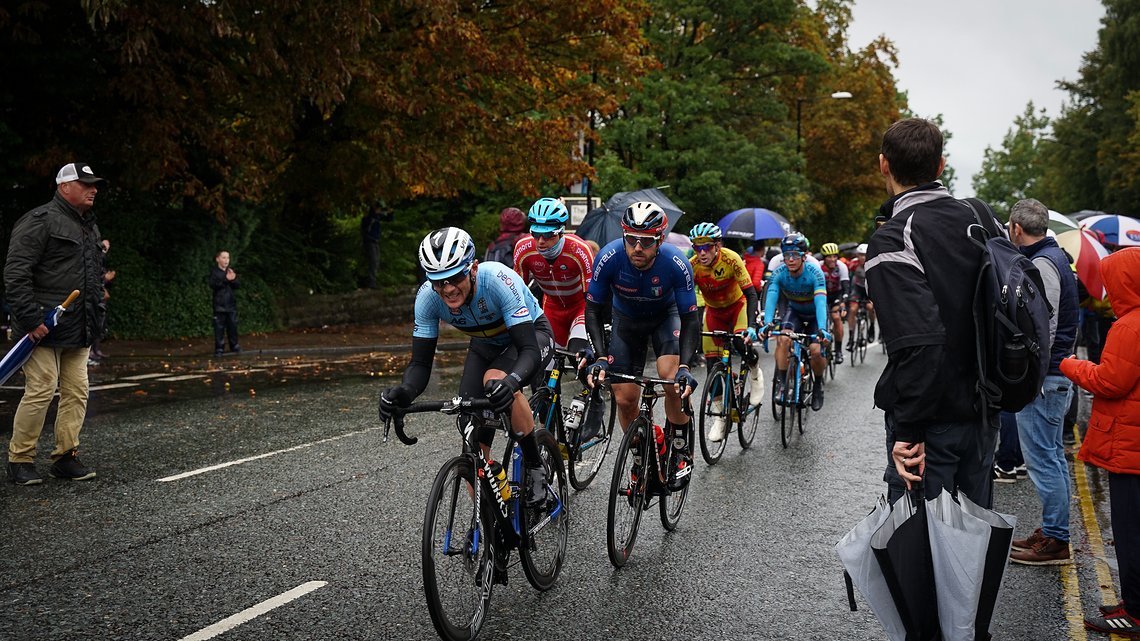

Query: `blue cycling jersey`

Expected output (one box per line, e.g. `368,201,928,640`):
586,239,698,318
413,261,544,346
764,261,828,332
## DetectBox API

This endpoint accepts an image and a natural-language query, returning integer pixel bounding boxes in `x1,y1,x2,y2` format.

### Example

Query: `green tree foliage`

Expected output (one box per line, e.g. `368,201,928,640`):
972,102,1052,219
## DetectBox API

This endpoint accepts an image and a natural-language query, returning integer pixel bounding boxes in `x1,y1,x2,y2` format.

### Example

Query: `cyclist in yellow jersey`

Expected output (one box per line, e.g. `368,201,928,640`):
688,223,763,441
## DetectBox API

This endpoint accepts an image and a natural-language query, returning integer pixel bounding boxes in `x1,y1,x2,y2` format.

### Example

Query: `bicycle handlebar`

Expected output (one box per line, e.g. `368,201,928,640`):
762,329,812,353
603,371,677,387
382,396,496,446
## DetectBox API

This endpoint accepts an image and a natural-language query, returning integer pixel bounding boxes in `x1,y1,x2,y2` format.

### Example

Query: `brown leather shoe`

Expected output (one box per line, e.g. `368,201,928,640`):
1012,527,1044,552
1011,536,1071,565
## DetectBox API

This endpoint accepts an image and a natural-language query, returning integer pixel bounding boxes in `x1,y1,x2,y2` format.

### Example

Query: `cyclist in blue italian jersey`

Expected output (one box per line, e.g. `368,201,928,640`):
378,227,555,506
583,201,701,491
762,232,831,411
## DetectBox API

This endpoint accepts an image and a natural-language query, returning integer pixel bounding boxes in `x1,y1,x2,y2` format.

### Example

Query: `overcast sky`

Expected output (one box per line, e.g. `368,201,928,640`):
846,0,1106,197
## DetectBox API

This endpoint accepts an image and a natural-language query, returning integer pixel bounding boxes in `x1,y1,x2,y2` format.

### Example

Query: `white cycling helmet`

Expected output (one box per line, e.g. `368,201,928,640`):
419,227,476,280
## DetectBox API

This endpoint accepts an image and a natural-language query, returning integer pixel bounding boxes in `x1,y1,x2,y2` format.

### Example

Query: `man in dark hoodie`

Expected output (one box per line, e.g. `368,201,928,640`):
865,118,999,508
484,207,526,270
5,162,107,485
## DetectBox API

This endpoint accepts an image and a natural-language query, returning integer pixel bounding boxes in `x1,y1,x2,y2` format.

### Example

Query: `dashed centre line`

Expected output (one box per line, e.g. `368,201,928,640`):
176,581,327,641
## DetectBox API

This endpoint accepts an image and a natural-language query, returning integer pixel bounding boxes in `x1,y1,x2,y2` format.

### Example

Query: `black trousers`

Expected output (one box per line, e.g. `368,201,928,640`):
1110,472,1140,618
213,310,240,352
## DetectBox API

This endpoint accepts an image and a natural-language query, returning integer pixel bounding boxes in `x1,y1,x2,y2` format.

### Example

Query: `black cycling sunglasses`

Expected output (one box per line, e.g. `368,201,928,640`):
429,268,471,290
623,234,659,249
532,229,562,240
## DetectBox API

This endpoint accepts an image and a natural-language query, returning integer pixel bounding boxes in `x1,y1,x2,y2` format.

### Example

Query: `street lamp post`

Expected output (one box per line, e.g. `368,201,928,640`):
796,91,852,155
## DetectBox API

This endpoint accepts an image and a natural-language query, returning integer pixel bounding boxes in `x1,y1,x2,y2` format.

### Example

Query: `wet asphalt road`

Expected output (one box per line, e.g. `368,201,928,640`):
0,344,1119,640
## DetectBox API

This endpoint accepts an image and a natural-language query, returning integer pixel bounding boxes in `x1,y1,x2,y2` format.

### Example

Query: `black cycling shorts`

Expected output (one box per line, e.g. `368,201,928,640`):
608,306,680,377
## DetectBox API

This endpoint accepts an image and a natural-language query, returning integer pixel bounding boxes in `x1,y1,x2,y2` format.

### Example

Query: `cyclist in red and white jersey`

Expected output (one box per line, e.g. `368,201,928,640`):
820,243,850,363
846,243,878,347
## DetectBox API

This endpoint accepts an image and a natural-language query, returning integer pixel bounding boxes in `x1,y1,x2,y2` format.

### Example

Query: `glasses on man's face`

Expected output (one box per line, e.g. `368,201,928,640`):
693,243,716,253
784,251,804,261
623,234,658,249
430,269,470,291
532,230,561,240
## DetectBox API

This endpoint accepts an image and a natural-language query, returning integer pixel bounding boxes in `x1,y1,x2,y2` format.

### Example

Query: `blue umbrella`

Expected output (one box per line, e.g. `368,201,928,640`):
0,290,81,386
574,187,685,247
717,208,793,241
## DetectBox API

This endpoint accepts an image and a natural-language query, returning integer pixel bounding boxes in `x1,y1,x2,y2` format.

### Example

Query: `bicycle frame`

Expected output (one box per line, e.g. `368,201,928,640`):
702,330,759,424
765,330,814,407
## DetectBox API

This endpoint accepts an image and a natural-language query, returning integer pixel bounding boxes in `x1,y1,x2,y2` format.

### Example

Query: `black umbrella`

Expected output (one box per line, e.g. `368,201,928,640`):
574,187,685,247
838,241,859,253
869,490,941,641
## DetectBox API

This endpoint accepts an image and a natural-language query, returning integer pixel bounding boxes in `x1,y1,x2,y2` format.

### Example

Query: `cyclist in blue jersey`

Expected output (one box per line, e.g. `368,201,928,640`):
762,232,832,412
378,227,555,507
582,201,700,491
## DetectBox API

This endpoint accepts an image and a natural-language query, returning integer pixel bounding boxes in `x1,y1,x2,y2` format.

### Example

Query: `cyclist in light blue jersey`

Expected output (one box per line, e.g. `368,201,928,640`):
379,227,554,507
762,232,831,411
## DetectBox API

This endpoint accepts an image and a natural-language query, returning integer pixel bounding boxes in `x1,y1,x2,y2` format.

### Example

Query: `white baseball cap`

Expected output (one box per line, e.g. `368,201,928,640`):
55,162,107,186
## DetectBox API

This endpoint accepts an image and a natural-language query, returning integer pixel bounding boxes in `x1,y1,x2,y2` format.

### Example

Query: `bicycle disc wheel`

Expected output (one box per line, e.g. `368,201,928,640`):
737,366,759,450
660,421,693,531
519,429,570,592
568,387,614,491
422,457,492,641
607,418,647,568
780,363,796,449
698,364,729,465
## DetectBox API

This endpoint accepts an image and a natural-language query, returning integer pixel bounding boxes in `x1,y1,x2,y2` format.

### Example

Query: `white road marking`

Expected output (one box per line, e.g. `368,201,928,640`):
120,373,171,381
89,382,140,391
156,374,209,382
176,581,327,641
156,426,380,482
283,363,320,369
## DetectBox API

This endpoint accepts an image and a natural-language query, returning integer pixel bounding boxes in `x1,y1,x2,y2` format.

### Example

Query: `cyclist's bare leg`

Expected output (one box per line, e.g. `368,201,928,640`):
612,382,640,432
774,335,792,371
830,306,845,346
654,354,688,425
867,301,877,324
809,342,826,377
846,300,858,337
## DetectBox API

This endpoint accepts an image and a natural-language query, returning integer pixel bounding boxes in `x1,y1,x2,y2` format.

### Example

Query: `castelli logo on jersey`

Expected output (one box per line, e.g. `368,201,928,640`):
1128,230,1140,242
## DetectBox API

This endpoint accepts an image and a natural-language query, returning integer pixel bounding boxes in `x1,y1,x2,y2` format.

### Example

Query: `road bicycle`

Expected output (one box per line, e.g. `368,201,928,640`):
530,346,616,490
764,330,817,449
849,299,870,366
385,397,569,641
604,372,694,568
696,330,763,465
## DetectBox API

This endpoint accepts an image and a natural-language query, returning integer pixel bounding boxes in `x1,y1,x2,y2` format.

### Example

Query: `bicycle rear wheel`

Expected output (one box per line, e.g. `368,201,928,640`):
568,388,614,491
661,421,693,531
698,364,729,465
519,429,570,591
737,366,759,450
780,362,797,449
607,418,648,568
422,457,492,641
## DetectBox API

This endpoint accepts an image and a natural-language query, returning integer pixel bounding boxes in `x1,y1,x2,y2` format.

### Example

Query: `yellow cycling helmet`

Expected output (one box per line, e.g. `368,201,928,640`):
821,242,840,256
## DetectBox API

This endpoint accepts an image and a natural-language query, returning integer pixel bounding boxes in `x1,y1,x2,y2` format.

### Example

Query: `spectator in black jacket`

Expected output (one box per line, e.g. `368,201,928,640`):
4,162,107,485
210,250,241,357
865,118,999,508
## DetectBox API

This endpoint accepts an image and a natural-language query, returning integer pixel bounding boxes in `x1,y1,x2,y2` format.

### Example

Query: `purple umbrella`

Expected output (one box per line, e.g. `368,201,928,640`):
0,290,81,386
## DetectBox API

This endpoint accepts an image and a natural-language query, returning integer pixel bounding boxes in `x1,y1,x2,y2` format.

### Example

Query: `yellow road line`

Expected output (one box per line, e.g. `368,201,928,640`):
1071,421,1125,640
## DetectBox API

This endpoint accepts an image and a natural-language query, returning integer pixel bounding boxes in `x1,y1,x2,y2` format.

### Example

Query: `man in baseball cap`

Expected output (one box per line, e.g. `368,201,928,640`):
55,162,107,186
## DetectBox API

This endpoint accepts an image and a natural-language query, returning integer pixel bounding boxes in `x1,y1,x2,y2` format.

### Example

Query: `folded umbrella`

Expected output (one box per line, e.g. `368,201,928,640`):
871,489,941,641
836,495,908,641
926,489,991,641
0,290,81,387
958,494,1016,641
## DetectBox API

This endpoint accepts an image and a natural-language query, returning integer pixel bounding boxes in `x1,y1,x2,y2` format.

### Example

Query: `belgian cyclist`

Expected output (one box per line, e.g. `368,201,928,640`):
762,232,831,412
378,227,554,507
688,222,763,441
583,202,700,491
846,243,877,347
513,197,603,438
820,242,850,364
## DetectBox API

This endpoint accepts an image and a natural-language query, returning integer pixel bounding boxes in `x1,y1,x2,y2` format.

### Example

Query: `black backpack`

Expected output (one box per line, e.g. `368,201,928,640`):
484,238,516,269
963,198,1052,413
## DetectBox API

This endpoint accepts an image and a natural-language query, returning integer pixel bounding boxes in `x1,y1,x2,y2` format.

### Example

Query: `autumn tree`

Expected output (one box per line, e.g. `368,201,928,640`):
972,102,1051,219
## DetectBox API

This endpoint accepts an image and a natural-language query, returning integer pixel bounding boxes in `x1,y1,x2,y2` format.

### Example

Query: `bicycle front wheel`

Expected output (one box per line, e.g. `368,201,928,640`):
770,366,782,421
520,429,570,592
698,364,730,465
780,363,797,449
568,388,614,491
607,418,648,568
738,365,760,449
422,457,492,641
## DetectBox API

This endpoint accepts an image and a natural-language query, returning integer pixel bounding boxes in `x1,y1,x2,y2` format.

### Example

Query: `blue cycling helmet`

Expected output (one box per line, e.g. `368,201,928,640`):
419,227,476,280
780,232,809,254
688,222,722,243
527,198,569,234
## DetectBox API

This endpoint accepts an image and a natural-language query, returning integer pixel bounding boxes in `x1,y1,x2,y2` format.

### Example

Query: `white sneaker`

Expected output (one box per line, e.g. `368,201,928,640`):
748,359,765,407
708,400,727,441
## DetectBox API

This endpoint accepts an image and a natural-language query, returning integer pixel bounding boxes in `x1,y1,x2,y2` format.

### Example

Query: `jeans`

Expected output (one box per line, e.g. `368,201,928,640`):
1016,374,1074,541
884,411,998,509
994,411,1023,470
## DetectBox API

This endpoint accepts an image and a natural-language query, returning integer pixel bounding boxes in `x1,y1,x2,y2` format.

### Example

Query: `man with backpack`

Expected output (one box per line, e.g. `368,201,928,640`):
866,118,1005,508
1006,198,1080,565
485,207,527,270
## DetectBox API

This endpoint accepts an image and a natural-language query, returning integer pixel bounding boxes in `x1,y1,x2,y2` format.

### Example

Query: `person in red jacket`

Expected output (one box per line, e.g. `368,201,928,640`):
1061,248,1140,638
